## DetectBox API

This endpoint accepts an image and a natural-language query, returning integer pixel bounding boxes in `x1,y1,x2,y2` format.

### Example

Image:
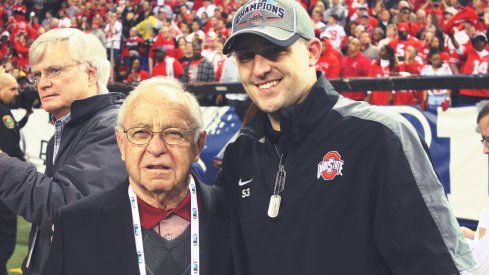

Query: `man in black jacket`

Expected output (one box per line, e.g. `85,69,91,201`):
0,73,30,275
42,77,232,275
217,0,475,274
0,28,127,275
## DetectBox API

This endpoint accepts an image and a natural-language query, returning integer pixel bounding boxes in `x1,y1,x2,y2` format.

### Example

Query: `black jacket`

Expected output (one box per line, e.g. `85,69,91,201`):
0,93,128,275
42,178,233,275
215,74,474,274
0,102,27,160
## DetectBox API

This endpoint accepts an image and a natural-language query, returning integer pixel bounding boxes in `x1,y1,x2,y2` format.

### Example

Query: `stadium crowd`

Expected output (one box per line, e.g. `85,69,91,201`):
0,0,488,108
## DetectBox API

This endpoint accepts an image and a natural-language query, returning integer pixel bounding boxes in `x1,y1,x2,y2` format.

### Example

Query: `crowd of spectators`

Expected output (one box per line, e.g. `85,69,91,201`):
0,0,488,107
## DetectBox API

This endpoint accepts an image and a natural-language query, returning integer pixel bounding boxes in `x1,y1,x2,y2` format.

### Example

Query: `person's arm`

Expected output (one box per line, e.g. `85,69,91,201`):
0,122,24,160
373,121,474,273
148,57,154,75
173,59,184,78
17,108,33,128
0,111,126,229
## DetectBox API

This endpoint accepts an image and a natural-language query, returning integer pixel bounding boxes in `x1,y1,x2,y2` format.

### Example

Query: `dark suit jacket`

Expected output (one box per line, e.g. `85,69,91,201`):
42,178,233,275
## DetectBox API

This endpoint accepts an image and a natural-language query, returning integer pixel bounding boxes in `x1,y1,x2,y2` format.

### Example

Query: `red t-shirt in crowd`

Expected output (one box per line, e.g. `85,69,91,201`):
395,61,423,105
458,45,489,97
368,60,399,105
317,53,340,79
150,34,177,59
340,52,371,100
152,57,184,78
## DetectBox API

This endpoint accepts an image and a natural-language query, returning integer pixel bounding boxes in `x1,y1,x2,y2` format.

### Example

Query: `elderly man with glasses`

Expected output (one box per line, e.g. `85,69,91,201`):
0,28,127,275
41,77,232,275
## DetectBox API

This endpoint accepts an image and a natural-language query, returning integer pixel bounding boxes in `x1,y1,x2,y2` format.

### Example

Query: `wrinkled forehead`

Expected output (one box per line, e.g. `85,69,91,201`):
31,41,72,68
124,92,192,128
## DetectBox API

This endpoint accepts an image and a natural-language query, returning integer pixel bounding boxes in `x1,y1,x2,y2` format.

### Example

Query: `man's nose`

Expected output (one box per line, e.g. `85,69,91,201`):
146,133,169,156
252,54,272,77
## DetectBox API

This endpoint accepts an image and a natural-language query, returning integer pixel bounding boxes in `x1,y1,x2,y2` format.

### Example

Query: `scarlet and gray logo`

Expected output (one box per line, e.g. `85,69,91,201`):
235,0,285,25
317,151,344,180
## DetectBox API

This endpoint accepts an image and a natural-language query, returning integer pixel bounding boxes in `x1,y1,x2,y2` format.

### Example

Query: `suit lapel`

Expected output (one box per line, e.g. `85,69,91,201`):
98,181,140,274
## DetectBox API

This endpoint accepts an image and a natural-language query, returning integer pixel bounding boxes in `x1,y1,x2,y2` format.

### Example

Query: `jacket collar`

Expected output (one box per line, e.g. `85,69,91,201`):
68,93,120,125
102,175,219,216
245,73,339,144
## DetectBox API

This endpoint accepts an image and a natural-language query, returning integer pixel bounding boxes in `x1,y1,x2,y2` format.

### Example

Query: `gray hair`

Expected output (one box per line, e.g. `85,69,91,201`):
117,77,203,142
29,28,110,93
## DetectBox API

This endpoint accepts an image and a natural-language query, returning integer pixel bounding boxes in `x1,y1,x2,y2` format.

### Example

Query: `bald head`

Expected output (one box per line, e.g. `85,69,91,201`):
0,73,19,106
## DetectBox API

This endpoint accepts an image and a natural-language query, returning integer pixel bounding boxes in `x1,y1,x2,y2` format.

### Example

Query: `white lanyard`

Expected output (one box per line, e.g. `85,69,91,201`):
128,176,200,275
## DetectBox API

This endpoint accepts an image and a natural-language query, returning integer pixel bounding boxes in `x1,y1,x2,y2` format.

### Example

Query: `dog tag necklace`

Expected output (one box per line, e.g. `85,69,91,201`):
268,149,286,218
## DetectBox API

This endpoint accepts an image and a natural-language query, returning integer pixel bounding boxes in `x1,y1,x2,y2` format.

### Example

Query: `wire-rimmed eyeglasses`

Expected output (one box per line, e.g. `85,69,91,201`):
481,136,489,149
123,127,194,146
28,63,81,84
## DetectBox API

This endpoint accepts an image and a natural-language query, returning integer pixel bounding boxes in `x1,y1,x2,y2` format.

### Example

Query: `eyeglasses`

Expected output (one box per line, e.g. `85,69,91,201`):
123,127,194,146
29,63,81,84
481,136,489,148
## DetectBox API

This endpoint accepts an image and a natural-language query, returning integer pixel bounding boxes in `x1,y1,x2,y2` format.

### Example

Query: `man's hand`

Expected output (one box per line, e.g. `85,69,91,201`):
461,226,475,240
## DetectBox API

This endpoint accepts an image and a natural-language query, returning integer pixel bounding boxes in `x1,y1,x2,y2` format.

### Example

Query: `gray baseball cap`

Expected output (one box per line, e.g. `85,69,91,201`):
222,0,314,54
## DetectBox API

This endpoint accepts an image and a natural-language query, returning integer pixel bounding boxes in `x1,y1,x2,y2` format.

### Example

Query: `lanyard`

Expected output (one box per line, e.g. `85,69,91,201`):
128,176,200,275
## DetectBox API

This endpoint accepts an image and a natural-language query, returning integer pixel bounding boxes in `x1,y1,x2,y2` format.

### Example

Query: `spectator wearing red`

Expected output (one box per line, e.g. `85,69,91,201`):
174,36,187,61
396,45,423,105
389,22,422,62
121,27,146,67
11,1,27,22
449,32,489,103
29,15,42,32
152,46,184,79
357,13,375,36
442,7,459,30
149,26,177,73
349,3,369,23
340,37,371,100
213,18,230,39
420,0,445,27
317,34,341,79
410,9,428,38
126,58,150,85
0,3,6,30
12,32,29,69
367,44,399,105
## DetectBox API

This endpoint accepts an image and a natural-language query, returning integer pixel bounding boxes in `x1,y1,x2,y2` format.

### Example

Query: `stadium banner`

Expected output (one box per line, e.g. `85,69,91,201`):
12,104,489,222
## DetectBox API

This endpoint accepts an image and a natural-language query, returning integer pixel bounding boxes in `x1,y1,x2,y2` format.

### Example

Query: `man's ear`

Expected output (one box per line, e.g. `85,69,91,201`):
87,65,98,88
193,131,207,162
307,38,322,66
115,127,126,162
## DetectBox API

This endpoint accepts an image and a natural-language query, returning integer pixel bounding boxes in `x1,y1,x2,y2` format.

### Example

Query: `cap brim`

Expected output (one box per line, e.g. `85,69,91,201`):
223,27,300,54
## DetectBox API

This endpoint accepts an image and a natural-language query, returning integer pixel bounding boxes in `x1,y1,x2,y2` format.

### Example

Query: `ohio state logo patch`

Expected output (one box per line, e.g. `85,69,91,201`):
317,151,344,181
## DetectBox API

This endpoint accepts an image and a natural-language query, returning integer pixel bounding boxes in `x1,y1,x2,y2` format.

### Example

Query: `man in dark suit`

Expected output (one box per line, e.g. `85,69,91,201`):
42,77,233,275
